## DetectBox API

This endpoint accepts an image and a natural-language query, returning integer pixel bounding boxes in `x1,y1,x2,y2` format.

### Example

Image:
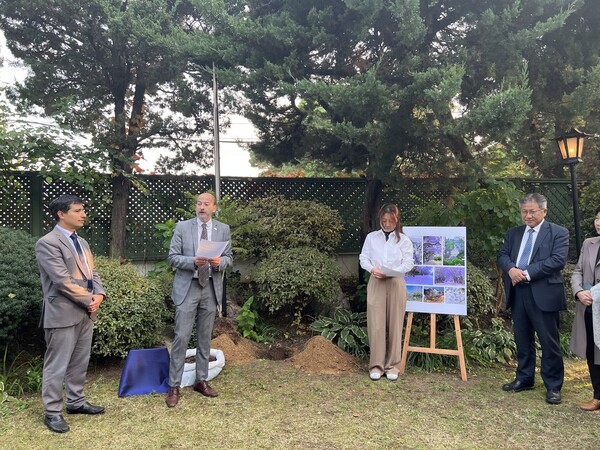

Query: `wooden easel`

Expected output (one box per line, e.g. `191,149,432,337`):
399,312,467,381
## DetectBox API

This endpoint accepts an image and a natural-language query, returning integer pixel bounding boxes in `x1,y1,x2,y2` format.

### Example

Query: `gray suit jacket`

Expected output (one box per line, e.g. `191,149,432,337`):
35,227,105,328
168,218,233,311
570,236,600,363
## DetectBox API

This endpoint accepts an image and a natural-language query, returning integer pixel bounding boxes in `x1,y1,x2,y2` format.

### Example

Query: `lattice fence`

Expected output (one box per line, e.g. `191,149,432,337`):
0,172,581,260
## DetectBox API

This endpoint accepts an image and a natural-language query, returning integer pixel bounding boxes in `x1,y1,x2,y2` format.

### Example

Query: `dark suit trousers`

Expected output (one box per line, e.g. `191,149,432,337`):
584,307,600,399
511,283,564,391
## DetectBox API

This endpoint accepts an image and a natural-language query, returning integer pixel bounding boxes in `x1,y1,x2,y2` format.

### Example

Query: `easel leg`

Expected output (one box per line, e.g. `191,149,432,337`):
399,312,413,375
454,315,467,381
399,312,468,381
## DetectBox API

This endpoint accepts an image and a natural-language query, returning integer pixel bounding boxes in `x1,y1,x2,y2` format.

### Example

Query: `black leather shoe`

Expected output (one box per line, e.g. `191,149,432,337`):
546,390,562,405
44,414,69,433
502,379,534,392
66,401,105,415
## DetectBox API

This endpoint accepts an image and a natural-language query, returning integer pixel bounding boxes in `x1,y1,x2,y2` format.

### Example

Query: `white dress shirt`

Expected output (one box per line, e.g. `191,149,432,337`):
516,219,544,280
359,229,415,275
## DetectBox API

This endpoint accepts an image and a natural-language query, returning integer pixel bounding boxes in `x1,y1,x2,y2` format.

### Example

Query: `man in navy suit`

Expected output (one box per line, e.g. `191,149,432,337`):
165,192,233,407
497,193,569,404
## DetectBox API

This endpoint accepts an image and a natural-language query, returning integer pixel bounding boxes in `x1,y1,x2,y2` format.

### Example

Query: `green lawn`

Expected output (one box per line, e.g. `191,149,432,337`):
1,358,599,449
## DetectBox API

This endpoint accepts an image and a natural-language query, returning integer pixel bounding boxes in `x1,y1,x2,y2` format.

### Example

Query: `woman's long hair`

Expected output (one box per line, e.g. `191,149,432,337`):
378,203,403,241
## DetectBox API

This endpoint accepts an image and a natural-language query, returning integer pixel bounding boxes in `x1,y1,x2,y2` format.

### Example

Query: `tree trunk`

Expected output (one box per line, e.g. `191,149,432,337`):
360,176,384,243
108,75,143,260
358,176,384,283
109,172,130,259
494,264,505,317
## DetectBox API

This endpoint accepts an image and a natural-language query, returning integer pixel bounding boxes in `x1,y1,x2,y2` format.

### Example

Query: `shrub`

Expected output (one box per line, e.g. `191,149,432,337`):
561,263,576,334
253,247,341,319
236,296,276,343
349,272,370,313
0,227,43,347
236,196,343,258
461,317,516,366
226,270,254,307
466,262,495,324
92,257,172,358
310,308,369,358
404,316,516,370
580,177,600,239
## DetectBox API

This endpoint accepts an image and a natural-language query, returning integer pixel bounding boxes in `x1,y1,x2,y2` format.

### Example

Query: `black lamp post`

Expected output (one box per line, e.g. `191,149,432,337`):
552,128,591,257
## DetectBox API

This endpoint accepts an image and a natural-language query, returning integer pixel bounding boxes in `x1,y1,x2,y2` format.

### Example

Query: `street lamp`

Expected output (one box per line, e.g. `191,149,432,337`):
552,128,591,257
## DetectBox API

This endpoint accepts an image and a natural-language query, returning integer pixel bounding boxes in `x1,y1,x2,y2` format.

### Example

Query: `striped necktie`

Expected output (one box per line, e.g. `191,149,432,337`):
517,229,534,269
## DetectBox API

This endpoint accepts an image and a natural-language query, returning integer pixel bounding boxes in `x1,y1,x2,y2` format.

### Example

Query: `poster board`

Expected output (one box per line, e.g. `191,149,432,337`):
404,226,467,316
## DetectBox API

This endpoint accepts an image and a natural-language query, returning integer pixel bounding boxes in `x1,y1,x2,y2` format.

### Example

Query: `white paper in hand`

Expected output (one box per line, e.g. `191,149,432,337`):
196,240,228,259
380,266,405,277
591,284,600,349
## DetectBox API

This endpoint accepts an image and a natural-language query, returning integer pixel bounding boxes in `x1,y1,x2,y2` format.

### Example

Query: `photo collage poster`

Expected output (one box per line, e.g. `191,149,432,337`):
403,226,467,316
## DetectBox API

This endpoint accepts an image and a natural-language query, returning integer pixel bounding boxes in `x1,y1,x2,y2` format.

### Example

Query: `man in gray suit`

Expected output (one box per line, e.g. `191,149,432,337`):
165,192,233,407
35,195,106,433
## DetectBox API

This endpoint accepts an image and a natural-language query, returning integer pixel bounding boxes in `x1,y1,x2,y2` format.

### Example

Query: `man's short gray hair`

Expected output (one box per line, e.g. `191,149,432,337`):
519,193,547,209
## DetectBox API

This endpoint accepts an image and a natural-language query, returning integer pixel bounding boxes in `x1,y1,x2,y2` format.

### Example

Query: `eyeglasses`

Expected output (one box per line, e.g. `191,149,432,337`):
520,209,543,216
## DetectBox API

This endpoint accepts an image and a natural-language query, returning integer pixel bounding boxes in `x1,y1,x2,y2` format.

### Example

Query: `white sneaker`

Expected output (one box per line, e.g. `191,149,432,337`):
369,372,382,381
386,373,399,381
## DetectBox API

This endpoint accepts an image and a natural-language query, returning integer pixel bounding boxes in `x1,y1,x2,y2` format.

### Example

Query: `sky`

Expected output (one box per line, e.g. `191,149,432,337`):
0,32,261,177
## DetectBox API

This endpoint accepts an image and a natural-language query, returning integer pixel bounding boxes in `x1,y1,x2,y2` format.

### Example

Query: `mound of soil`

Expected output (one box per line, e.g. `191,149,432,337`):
210,333,260,364
291,335,361,374
210,318,361,374
212,317,238,338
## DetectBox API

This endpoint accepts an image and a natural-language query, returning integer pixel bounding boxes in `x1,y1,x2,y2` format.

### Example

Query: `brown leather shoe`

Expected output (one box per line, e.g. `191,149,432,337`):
165,387,180,407
580,398,600,411
193,380,218,398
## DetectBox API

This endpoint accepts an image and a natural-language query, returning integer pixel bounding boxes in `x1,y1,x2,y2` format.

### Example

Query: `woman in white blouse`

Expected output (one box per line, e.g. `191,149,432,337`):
359,204,414,381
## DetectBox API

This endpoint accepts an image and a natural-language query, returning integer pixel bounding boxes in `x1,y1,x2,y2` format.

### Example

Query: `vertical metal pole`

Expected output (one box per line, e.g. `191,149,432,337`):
569,162,582,256
212,62,225,316
212,62,221,203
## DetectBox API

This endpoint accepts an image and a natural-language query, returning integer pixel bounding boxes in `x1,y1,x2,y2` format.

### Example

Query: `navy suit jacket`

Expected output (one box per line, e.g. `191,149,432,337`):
497,220,569,312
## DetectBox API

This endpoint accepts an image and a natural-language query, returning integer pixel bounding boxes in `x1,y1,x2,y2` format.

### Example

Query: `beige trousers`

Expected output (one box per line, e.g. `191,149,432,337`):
367,276,407,375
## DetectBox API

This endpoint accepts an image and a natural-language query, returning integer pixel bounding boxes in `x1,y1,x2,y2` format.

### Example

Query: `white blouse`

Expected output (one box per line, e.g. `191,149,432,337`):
359,229,415,275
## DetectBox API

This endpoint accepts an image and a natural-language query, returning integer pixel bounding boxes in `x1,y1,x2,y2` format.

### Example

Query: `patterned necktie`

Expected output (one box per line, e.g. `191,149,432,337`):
198,223,209,287
517,229,534,269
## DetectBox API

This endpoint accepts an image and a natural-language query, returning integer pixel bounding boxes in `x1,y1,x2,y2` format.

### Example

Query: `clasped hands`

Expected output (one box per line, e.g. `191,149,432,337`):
576,290,594,307
195,256,220,268
508,267,529,286
88,294,104,313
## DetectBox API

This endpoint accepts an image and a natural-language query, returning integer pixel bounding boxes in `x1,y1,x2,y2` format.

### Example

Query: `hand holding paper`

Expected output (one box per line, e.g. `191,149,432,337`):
380,266,405,277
